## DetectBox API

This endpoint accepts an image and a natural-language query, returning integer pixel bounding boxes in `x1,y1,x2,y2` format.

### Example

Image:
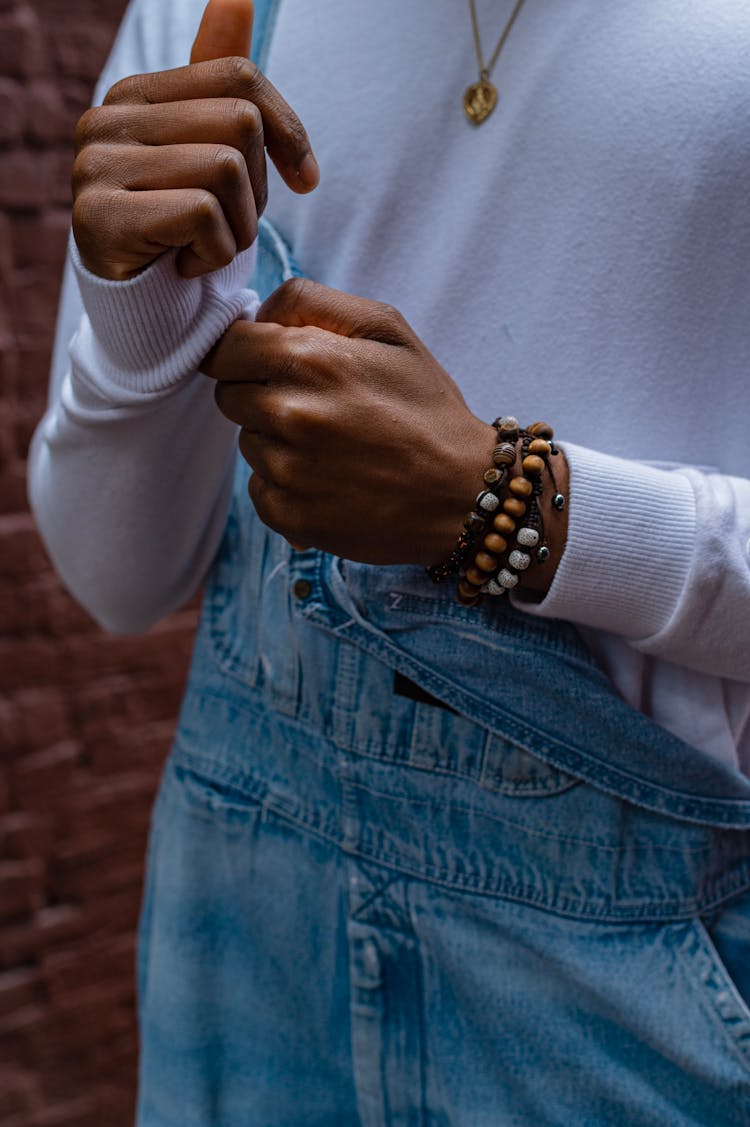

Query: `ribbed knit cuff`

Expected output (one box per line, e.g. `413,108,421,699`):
71,234,260,393
511,441,697,642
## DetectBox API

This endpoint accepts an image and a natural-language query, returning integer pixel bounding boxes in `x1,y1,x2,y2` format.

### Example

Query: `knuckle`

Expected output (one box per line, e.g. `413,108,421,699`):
223,55,259,89
227,97,263,141
74,108,98,151
71,189,100,240
103,73,143,106
71,146,99,195
265,447,293,490
236,221,258,255
212,145,246,189
280,275,311,308
193,190,222,227
379,301,405,326
250,477,284,533
273,394,306,437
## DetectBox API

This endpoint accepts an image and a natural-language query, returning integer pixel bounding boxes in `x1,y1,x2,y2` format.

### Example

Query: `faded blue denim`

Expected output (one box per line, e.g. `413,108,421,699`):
135,4,750,1122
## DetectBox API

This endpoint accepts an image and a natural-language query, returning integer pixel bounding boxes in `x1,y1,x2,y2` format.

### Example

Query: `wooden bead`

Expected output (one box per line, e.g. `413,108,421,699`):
492,443,517,466
503,497,527,518
459,578,481,599
483,467,503,486
493,513,516,536
522,454,545,477
465,566,487,587
528,421,554,439
509,475,533,498
483,533,507,555
474,551,499,573
528,438,551,457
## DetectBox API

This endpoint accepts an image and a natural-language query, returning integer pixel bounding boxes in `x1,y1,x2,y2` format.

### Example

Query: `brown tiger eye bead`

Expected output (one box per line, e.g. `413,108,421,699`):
483,533,507,555
465,565,487,587
509,475,533,498
522,454,545,477
528,438,551,457
474,551,499,573
457,588,481,607
458,579,481,600
492,443,517,466
493,513,516,536
503,497,527,518
496,416,520,442
528,421,554,439
463,511,486,535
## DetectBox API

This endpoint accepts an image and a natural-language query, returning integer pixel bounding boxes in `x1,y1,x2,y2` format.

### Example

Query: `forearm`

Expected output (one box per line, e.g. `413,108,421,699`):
29,240,258,633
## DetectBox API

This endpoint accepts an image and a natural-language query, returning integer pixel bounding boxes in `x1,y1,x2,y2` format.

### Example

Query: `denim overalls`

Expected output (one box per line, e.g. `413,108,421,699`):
135,4,750,1123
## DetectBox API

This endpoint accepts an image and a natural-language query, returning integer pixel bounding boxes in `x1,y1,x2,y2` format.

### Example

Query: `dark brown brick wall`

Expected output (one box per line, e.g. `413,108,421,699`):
1,3,200,1122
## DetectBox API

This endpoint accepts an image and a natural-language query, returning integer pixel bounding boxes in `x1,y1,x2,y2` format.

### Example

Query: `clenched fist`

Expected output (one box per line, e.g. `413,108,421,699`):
204,278,503,567
72,0,318,281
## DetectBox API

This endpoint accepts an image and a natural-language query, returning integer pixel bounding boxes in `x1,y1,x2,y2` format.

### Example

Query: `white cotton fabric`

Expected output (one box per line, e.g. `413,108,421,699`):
28,0,750,770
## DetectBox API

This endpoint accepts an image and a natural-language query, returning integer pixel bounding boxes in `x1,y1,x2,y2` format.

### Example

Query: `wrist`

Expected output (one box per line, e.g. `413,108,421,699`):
421,415,497,566
425,416,569,604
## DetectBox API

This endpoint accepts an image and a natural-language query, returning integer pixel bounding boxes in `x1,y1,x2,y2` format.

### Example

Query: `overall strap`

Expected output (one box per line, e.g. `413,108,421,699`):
251,0,283,70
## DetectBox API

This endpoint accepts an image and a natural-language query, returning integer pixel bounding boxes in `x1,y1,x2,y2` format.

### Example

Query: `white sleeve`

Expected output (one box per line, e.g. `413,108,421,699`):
27,0,259,635
512,441,750,683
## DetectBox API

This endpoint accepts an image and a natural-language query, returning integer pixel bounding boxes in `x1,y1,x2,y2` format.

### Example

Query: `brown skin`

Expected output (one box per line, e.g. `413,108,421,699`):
203,279,570,588
72,0,318,281
71,0,568,587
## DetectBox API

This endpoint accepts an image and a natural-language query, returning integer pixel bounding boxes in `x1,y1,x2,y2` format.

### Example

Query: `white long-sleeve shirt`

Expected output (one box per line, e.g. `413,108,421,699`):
28,0,750,772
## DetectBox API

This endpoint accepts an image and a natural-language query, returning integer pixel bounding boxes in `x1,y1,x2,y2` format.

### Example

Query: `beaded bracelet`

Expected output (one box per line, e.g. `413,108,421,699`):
458,418,564,607
426,416,564,608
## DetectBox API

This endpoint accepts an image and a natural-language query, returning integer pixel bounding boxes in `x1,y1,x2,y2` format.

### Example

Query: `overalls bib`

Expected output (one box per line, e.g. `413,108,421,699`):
135,4,750,1123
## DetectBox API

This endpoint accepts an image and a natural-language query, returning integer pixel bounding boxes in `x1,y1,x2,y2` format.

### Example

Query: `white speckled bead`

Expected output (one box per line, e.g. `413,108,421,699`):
509,549,531,571
497,568,519,589
517,527,540,548
478,492,500,512
482,579,507,596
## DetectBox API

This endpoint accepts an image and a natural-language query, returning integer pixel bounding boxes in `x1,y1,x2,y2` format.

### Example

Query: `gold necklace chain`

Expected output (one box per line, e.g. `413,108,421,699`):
464,0,528,125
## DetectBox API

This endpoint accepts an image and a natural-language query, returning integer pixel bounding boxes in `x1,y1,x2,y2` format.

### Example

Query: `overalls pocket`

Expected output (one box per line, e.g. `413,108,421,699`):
687,889,750,1075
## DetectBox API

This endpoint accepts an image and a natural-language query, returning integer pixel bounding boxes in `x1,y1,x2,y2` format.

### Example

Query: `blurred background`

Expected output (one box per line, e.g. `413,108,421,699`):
1,1,202,1122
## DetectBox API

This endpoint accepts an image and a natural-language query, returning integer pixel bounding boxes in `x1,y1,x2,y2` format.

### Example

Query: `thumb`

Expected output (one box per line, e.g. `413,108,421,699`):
190,0,254,64
257,279,412,346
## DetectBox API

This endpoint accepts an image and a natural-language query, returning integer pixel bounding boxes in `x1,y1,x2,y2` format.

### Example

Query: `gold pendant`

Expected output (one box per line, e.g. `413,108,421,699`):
463,79,498,125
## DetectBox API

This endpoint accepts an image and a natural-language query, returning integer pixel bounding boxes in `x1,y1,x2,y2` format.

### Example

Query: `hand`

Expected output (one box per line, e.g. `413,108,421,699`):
203,278,500,567
72,0,319,281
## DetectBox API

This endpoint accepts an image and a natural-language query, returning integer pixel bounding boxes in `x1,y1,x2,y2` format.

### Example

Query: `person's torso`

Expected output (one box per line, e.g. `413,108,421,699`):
258,0,750,769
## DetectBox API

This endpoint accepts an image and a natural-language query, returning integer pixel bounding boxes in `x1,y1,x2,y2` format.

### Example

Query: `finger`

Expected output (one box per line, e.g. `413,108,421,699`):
257,277,410,345
201,319,296,382
237,427,286,480
73,186,236,280
78,98,269,219
80,98,263,150
102,60,318,193
213,380,275,427
191,0,254,65
75,143,259,253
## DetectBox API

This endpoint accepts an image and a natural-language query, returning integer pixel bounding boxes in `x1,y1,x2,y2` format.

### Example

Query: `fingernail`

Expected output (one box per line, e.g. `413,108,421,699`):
297,152,320,189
